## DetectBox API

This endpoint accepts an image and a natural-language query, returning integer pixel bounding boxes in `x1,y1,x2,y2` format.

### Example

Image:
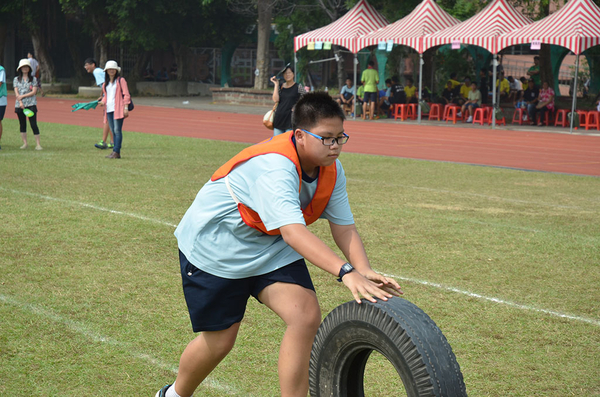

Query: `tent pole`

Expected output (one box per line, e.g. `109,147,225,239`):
353,53,358,120
569,54,580,134
294,52,297,84
492,54,497,129
418,53,423,124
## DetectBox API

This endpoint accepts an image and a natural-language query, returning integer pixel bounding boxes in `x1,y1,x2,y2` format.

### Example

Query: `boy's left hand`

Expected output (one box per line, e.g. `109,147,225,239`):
342,270,403,304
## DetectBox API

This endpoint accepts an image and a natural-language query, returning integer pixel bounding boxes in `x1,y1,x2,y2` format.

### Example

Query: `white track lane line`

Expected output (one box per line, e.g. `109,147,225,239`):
3,186,599,328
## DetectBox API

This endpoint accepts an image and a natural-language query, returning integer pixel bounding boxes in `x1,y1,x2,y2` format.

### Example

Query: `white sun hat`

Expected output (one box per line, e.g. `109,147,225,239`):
16,58,31,72
104,60,121,72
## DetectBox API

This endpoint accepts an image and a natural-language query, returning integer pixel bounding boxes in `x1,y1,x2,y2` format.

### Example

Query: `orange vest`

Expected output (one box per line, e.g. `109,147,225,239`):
211,132,337,235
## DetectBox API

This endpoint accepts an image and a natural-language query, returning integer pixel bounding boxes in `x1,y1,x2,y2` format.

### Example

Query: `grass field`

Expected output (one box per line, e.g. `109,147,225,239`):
1,119,599,396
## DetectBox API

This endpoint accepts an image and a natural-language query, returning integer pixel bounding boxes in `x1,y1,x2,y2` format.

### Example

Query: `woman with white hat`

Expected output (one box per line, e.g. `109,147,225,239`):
13,58,42,150
99,60,131,159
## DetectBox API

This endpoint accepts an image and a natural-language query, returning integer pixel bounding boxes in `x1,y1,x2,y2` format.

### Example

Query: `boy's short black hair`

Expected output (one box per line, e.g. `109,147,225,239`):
84,58,97,66
385,78,392,84
292,91,345,131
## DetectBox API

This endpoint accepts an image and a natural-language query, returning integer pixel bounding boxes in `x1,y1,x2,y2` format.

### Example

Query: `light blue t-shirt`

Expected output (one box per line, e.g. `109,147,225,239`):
93,67,105,87
0,67,7,106
174,153,354,279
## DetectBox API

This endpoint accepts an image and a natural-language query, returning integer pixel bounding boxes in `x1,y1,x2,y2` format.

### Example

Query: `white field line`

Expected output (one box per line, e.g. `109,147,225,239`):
3,187,599,328
1,187,177,228
346,177,598,210
383,273,600,327
0,293,238,395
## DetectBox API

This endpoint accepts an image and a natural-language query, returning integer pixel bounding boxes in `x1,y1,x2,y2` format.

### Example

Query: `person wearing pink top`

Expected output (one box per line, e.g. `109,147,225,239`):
99,60,131,159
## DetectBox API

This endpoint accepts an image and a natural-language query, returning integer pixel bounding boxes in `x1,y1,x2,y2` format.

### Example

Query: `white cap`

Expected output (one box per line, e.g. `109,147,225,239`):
104,60,121,73
17,59,31,72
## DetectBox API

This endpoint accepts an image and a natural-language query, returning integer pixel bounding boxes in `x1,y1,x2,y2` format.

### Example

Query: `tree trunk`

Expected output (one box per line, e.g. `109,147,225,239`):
65,21,86,83
334,45,346,89
132,51,151,81
31,29,56,83
254,0,272,90
538,2,553,89
0,24,7,65
539,44,554,88
172,43,193,81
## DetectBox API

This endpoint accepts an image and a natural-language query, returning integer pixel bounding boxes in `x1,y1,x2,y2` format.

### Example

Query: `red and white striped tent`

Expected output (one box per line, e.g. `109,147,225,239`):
422,0,532,54
356,0,460,54
498,0,600,132
294,0,388,54
498,0,600,55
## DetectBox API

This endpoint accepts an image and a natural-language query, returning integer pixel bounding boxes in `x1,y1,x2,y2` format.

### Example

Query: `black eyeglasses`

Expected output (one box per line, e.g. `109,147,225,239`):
301,129,350,146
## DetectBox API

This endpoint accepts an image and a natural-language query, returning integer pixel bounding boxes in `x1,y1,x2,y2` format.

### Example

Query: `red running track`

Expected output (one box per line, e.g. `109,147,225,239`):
6,96,600,176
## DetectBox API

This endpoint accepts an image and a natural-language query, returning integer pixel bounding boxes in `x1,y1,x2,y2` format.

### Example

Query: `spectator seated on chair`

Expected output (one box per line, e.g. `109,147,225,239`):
457,77,471,107
496,72,510,103
461,82,482,123
439,81,455,106
378,79,393,117
143,68,155,81
448,72,462,90
336,78,356,114
156,67,169,82
532,81,555,126
507,76,522,104
523,78,540,125
389,76,406,107
404,77,418,104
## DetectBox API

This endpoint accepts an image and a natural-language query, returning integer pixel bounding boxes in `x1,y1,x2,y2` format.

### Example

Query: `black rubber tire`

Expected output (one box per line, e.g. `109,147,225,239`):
309,297,467,397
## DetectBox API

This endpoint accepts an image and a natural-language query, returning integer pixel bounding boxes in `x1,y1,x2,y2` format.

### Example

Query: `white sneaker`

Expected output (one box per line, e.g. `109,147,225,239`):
523,115,528,121
35,145,43,151
466,116,473,123
20,144,28,150
457,112,462,118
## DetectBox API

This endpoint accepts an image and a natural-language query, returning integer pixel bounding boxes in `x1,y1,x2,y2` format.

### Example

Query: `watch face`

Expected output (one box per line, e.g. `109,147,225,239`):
342,263,353,272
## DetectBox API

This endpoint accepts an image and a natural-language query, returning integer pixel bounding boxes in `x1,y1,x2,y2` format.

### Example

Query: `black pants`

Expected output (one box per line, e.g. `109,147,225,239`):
16,106,40,135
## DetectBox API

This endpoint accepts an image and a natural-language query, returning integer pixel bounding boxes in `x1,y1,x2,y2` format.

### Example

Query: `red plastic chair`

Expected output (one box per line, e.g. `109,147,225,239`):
488,108,506,126
445,105,462,124
407,103,418,120
576,110,588,129
585,111,600,130
473,107,487,126
392,104,409,121
554,109,568,127
512,108,524,125
428,104,442,121
536,111,551,126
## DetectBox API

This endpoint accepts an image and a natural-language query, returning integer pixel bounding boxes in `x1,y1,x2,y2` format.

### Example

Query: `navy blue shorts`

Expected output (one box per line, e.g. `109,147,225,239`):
179,250,315,333
364,92,378,103
0,106,5,120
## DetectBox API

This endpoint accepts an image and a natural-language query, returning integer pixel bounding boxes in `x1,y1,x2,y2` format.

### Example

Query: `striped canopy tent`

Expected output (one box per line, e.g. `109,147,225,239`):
356,0,460,122
294,0,388,54
422,0,532,54
497,0,600,132
422,0,532,127
356,0,460,54
294,0,388,119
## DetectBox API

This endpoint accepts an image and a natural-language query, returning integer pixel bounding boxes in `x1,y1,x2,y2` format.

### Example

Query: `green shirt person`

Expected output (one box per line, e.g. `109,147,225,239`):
527,56,541,87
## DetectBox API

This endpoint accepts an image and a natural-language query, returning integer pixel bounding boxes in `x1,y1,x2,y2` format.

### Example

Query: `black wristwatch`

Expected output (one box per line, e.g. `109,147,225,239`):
337,262,354,282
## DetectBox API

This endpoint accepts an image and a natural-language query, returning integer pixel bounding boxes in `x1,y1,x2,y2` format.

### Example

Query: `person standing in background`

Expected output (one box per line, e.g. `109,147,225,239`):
527,56,541,88
14,59,42,150
0,63,6,150
98,61,131,159
361,61,379,120
270,65,306,136
84,58,114,150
